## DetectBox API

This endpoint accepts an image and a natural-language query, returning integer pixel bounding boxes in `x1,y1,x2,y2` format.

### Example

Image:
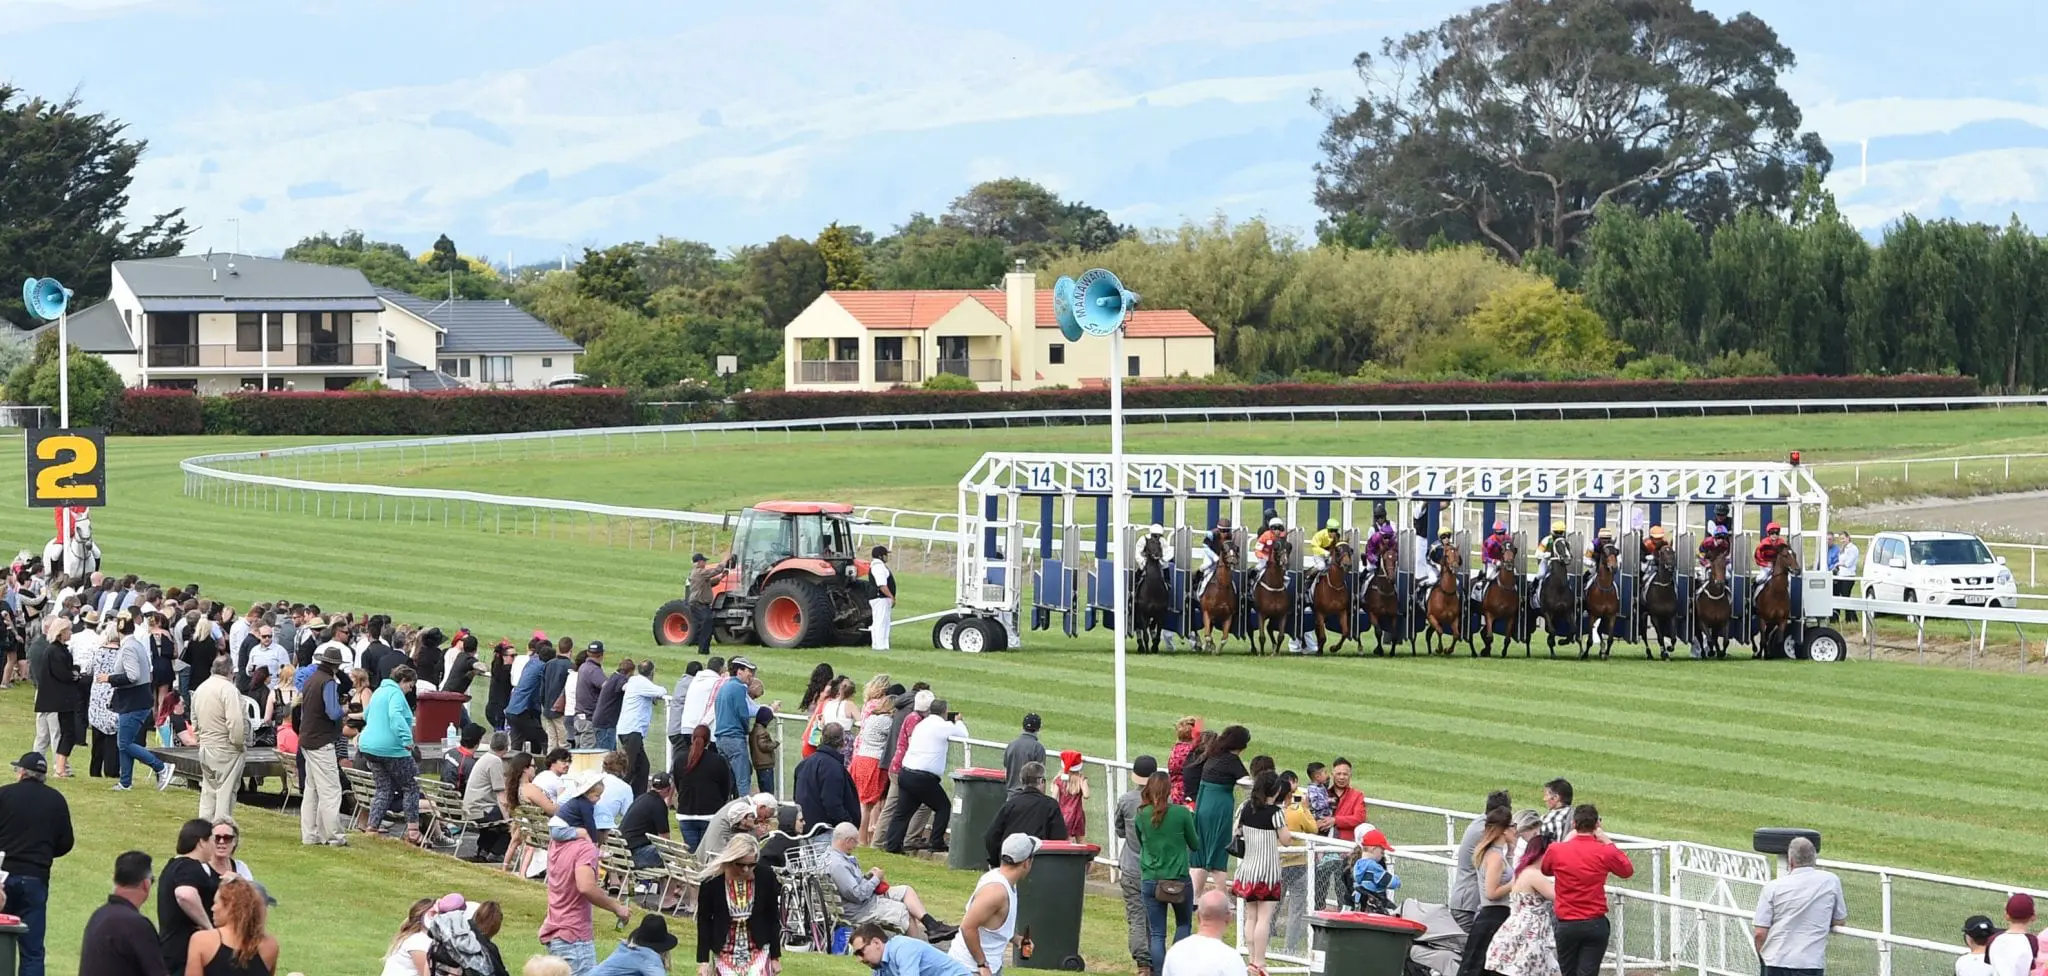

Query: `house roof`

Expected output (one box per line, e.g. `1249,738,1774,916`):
377,288,582,353
821,289,1214,339
13,300,135,354
116,254,380,308
385,349,463,390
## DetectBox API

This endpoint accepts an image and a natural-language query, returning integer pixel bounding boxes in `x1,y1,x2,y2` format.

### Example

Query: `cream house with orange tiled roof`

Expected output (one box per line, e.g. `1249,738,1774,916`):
781,265,1215,391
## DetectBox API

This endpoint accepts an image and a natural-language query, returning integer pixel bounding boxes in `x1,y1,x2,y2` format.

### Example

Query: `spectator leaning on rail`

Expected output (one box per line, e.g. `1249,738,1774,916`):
1540,804,1634,976
1987,894,2038,976
1752,836,1847,976
796,722,862,831
983,761,1067,868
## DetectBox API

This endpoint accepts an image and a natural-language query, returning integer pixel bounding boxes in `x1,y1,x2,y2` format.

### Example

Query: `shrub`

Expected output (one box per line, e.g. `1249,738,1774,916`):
201,388,635,436
921,372,978,391
108,389,204,435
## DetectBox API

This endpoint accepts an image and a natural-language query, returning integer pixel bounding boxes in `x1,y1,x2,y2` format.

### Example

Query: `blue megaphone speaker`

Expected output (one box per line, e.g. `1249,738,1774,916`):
1069,268,1139,337
1052,276,1084,341
20,278,70,323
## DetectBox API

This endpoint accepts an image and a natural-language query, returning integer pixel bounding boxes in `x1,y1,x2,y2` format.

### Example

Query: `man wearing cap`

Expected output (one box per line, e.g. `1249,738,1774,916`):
574,641,607,749
1003,714,1045,797
1115,755,1159,976
0,751,73,976
1753,836,1846,976
619,772,676,870
687,554,727,657
851,922,973,976
869,546,896,652
298,641,349,845
190,657,248,822
713,657,767,796
949,834,1038,975
1960,916,1999,976
1988,894,2039,976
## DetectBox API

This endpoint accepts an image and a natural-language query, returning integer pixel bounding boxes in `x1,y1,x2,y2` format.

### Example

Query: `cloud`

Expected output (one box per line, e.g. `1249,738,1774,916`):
285,181,353,200
1829,147,2048,229
427,110,514,147
1804,95,2048,145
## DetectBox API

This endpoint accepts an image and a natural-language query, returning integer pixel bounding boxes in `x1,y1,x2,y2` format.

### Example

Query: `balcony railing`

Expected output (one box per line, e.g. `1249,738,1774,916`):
936,357,1002,382
146,343,382,369
873,359,922,384
797,360,860,383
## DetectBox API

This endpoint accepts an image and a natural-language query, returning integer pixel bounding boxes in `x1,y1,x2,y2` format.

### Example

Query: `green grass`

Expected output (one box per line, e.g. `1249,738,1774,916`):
4,414,2047,969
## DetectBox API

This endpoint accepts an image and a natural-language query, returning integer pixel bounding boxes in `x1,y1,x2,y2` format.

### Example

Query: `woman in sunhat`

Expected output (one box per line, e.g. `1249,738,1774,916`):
696,834,783,976
592,914,679,975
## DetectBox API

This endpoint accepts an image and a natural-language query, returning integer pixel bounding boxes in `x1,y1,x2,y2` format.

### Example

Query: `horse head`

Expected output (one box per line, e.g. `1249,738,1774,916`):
1331,542,1352,572
1774,544,1802,575
1497,542,1518,576
1141,534,1163,564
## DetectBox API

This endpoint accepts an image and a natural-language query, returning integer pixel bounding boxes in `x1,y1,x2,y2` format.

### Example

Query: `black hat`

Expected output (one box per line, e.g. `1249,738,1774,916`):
1132,755,1158,778
1021,712,1041,732
11,751,46,776
1964,915,1998,942
629,914,679,953
585,640,605,655
649,772,673,791
691,553,708,563
871,545,889,558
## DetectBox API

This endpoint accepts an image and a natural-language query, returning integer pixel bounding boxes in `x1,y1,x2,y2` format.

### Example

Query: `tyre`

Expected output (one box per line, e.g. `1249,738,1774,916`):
955,617,1004,654
714,624,754,646
932,614,963,650
652,599,693,646
755,578,835,649
1803,626,1847,663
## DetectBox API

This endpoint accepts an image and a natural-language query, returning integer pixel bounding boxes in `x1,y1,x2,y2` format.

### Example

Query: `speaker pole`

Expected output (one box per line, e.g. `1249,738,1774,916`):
58,306,69,428
1110,325,1128,768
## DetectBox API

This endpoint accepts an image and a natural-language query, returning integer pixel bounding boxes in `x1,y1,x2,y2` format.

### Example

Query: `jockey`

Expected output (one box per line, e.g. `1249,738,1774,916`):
1133,523,1171,565
1251,517,1286,572
1640,524,1670,578
1193,519,1234,593
1753,522,1791,587
1534,523,1571,584
1417,528,1453,598
1695,523,1732,593
1480,520,1511,581
1586,526,1617,569
1305,519,1341,574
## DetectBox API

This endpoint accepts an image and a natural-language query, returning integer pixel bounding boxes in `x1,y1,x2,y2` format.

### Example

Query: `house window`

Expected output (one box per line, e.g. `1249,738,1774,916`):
439,358,472,378
541,357,553,368
1127,355,1141,378
235,312,285,352
481,355,513,383
147,379,197,391
237,377,286,391
1048,344,1065,365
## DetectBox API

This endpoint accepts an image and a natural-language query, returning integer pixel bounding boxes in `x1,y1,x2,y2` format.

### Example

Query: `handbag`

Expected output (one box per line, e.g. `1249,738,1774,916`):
1152,879,1188,903
1225,835,1246,859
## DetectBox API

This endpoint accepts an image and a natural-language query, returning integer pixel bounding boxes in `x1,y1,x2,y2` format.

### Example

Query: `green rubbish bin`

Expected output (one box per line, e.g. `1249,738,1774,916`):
1309,911,1428,975
1013,840,1100,971
948,767,1009,871
0,917,25,976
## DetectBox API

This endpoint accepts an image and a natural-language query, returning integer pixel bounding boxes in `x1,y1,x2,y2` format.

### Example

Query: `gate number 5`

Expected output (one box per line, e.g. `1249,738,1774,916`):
26,428,106,508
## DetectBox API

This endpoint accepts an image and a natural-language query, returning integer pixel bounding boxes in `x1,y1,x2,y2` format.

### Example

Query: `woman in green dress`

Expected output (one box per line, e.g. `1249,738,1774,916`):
1190,724,1250,895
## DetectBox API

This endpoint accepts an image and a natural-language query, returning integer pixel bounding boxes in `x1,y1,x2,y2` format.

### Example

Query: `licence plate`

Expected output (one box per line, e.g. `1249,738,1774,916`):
1963,595,1989,605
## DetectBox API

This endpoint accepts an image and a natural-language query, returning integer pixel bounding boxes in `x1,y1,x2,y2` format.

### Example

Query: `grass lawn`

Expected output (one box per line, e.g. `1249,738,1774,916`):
0,414,2043,969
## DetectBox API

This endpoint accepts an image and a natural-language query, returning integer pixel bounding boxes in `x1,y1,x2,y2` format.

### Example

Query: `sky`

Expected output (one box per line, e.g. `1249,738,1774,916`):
5,0,2048,263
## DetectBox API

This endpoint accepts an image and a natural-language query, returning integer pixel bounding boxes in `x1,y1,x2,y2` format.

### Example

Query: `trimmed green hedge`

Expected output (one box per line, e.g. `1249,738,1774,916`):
730,374,1983,421
110,388,636,436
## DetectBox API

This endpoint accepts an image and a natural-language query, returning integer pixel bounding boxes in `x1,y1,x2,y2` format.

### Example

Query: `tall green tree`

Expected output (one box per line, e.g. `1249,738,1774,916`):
425,233,464,274
1582,206,1711,358
637,237,731,292
744,236,827,330
575,243,650,311
1311,0,1829,261
869,216,1009,289
0,85,190,326
943,178,1130,256
1983,217,2048,390
815,222,873,290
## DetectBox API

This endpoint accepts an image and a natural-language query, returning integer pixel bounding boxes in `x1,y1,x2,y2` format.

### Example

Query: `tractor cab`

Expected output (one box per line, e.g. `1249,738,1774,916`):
731,503,863,594
655,500,876,650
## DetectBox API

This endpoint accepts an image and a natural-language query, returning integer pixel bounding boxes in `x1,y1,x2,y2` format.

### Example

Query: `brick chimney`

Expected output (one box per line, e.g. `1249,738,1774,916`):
1004,260,1034,389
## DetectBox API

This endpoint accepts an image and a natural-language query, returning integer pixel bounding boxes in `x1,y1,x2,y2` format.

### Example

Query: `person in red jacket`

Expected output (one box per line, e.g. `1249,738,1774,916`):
1753,523,1792,599
1541,804,1635,976
1326,758,1368,840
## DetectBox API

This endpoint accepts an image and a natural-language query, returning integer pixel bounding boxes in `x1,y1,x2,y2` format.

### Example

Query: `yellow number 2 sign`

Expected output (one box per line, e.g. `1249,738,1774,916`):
25,428,106,509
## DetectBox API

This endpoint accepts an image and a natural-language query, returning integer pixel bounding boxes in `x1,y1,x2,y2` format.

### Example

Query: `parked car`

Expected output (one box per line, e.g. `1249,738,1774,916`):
1860,531,2018,608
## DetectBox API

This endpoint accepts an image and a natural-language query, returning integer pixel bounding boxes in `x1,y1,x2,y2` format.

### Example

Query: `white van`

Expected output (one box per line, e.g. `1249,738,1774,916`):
1860,531,2018,608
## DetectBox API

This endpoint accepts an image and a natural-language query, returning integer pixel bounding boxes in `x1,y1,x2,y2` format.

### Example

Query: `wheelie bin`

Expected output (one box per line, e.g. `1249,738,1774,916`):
1309,911,1428,975
947,767,1008,870
1013,840,1100,970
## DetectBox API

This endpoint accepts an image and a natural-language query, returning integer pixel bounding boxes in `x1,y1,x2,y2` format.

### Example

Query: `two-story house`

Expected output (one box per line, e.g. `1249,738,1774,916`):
780,265,1216,391
376,288,582,390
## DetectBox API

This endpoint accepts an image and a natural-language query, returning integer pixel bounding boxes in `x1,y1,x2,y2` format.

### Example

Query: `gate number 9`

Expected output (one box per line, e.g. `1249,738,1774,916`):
26,428,106,508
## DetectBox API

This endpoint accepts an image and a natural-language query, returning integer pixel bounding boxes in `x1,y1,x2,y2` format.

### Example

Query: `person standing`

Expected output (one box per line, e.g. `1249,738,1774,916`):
1002,715,1044,797
949,835,1038,976
1136,769,1199,973
1959,916,1999,976
1325,758,1367,841
869,546,895,652
541,642,573,752
360,665,423,844
794,723,861,831
506,644,554,754
1115,756,1157,976
101,616,173,792
1540,805,1634,976
574,642,607,750
540,782,632,975
1190,726,1249,897
79,851,162,976
297,644,348,846
1457,807,1516,976
1828,532,1860,621
695,834,784,976
466,733,514,863
0,752,74,976
1752,837,1846,976
32,619,82,780
1986,894,2037,976
616,659,668,795
157,819,222,976
883,700,966,855
191,657,248,822
712,658,766,797
1539,779,1574,842
687,554,727,657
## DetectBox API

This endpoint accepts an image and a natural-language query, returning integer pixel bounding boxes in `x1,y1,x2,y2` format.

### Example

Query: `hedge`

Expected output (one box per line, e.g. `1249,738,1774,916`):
109,388,636,436
730,374,1983,421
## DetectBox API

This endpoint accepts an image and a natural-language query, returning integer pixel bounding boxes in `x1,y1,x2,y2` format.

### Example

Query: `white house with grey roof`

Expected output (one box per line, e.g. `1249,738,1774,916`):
375,288,582,390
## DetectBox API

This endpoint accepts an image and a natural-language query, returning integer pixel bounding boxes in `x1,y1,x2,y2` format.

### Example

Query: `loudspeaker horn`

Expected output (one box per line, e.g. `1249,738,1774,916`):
1052,276,1084,342
20,277,70,323
1070,268,1139,338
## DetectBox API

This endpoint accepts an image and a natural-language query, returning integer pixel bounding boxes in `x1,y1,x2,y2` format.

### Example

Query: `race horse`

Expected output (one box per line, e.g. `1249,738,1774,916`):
1421,545,1464,656
1476,541,1521,658
1132,534,1171,653
1249,535,1294,655
1537,550,1575,658
1196,544,1240,654
1640,546,1681,660
1581,540,1621,660
1752,545,1802,659
1307,541,1356,655
1361,547,1400,656
1692,548,1734,659
43,508,100,581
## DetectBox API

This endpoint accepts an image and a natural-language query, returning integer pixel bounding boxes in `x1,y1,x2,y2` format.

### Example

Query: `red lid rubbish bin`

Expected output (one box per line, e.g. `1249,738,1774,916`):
1013,840,1099,971
947,767,1008,871
412,691,471,744
1308,911,1428,976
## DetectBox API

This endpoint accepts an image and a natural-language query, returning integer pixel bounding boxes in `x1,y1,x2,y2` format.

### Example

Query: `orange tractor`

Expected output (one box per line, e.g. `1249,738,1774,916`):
652,501,876,649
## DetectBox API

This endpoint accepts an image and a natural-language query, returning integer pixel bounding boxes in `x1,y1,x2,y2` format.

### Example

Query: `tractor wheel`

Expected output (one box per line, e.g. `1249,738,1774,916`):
652,599,693,646
714,622,751,645
756,578,834,649
932,615,963,651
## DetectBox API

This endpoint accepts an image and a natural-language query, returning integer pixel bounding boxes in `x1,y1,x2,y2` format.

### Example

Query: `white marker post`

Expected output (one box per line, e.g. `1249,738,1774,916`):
1109,326,1128,767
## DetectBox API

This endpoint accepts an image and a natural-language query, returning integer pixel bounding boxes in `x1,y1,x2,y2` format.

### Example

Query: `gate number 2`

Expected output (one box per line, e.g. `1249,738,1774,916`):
25,428,106,509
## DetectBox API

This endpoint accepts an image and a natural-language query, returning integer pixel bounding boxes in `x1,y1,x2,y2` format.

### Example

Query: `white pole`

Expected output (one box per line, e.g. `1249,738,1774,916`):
58,307,69,428
1110,326,1128,766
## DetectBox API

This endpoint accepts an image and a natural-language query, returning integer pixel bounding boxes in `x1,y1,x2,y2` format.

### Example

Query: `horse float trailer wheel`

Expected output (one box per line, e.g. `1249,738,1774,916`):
755,578,835,649
652,599,694,646
932,614,962,650
1803,626,1847,663
954,617,994,653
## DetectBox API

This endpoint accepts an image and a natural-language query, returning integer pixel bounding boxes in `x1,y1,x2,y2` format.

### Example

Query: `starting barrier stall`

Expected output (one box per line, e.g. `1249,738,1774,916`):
949,452,1843,658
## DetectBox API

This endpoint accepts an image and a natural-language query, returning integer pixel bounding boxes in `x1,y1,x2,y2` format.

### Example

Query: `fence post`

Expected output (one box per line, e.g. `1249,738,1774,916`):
1879,871,1894,976
1693,908,1707,976
1651,846,1665,965
1444,813,1457,847
1611,895,1626,976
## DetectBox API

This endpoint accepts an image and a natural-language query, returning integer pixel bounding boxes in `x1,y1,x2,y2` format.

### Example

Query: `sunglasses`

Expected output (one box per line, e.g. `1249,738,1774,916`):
212,833,238,843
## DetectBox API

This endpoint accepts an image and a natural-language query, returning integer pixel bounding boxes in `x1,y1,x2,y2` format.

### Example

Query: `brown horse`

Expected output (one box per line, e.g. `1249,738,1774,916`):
1250,535,1294,655
1752,544,1802,659
1582,541,1620,660
1640,545,1681,660
1692,547,1733,659
1478,541,1521,658
1362,547,1399,656
1197,543,1239,654
1422,545,1463,656
1309,542,1355,655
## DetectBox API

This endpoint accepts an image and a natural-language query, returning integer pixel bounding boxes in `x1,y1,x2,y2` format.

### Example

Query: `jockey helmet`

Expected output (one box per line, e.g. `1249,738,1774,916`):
1766,522,1781,534
1372,502,1388,521
1325,518,1339,530
1649,525,1666,540
1551,522,1566,534
1268,517,1283,529
1492,520,1506,533
1216,518,1232,530
1438,529,1453,540
1597,527,1615,539
1148,523,1165,536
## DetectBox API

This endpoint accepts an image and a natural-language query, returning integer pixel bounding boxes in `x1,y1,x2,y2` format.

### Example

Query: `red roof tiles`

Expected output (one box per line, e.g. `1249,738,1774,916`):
822,289,1213,338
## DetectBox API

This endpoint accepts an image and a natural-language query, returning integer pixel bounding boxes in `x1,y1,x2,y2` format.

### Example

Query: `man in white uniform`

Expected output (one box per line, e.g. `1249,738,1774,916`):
950,833,1037,975
869,546,895,652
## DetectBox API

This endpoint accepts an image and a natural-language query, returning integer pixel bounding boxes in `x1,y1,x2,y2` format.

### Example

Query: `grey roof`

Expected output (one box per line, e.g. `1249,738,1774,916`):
116,254,378,301
139,297,384,314
377,288,582,354
406,370,463,391
13,300,135,354
386,351,426,381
